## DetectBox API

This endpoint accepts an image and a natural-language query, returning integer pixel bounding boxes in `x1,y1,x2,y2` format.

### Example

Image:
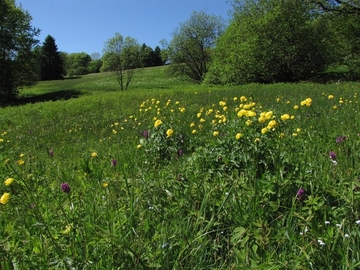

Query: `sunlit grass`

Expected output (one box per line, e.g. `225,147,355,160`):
1,68,360,268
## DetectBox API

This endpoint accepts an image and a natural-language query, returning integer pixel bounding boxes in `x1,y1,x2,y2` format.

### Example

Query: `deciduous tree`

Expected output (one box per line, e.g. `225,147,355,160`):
168,11,225,82
102,33,140,91
0,0,40,103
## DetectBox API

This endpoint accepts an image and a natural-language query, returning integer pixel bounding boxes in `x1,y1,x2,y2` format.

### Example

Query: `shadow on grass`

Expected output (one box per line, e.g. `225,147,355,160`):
8,89,82,106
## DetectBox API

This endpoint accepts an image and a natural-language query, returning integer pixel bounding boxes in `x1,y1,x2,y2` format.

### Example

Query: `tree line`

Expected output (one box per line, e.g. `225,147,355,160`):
2,0,360,103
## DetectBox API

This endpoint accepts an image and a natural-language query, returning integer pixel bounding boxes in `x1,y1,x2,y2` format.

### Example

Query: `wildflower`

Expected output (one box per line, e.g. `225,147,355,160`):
325,221,330,225
200,118,206,123
154,119,163,128
111,159,117,167
102,182,109,188
245,120,252,126
49,150,54,157
61,182,71,193
329,151,336,160
240,96,247,102
178,149,184,156
281,114,290,121
294,105,299,110
336,136,347,143
328,95,334,100
142,130,149,139
317,239,325,246
296,188,306,201
62,224,72,234
254,138,260,143
17,159,24,165
0,193,10,204
300,98,312,107
219,101,226,106
0,139,3,143
166,129,174,138
192,130,197,134
279,133,285,138
137,144,142,149
19,153,24,158
235,133,243,140
213,131,219,137
261,127,268,134
4,178,14,186
190,122,195,127
355,220,360,225
267,120,277,129
345,233,350,238
91,152,97,157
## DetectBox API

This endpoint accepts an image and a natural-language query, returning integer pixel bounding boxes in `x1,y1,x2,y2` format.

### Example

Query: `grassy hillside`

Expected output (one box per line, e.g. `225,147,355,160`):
1,67,360,268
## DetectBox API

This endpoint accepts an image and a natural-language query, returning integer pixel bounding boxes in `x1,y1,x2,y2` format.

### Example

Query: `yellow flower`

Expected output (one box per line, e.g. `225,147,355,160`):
190,122,195,127
4,178,14,186
219,101,226,106
0,139,3,143
296,128,301,133
235,133,243,140
17,159,24,165
333,105,337,109
254,138,260,143
62,224,72,234
200,118,206,123
245,120,252,126
213,131,219,137
276,97,281,102
265,111,273,119
20,153,25,158
261,127,268,134
192,129,197,134
328,95,334,100
240,96,247,102
281,114,290,121
0,192,10,204
301,98,312,107
154,119,163,128
179,107,185,113
292,133,298,137
137,144,142,149
102,182,109,188
294,105,299,110
279,133,285,138
91,152,97,157
197,112,202,118
166,129,174,137
267,120,277,129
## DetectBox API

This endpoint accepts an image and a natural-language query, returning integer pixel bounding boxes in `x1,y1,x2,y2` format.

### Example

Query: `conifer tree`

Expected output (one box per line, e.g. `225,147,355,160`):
40,35,64,80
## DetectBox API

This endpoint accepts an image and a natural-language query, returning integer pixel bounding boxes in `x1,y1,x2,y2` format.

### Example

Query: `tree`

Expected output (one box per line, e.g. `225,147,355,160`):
168,11,225,82
139,43,155,67
154,46,163,66
40,35,64,80
0,0,40,103
206,0,330,84
90,52,101,60
66,52,92,76
311,0,360,13
102,33,140,91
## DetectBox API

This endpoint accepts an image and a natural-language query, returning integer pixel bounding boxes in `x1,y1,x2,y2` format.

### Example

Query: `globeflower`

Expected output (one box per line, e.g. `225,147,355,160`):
166,129,174,138
0,192,10,204
328,95,334,100
154,119,163,128
4,178,14,186
235,133,243,140
213,131,219,136
91,152,97,157
301,98,312,107
281,114,290,121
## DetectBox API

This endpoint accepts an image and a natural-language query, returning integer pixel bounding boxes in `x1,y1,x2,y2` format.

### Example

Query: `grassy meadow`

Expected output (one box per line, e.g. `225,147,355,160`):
1,66,360,269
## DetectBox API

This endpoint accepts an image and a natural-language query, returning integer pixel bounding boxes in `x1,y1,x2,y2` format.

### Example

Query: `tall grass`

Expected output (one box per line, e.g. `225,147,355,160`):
0,68,360,268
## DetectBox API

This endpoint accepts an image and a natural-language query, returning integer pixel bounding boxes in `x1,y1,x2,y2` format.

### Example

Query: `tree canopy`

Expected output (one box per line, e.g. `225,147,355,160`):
168,11,225,82
102,33,141,91
206,0,330,84
0,0,40,103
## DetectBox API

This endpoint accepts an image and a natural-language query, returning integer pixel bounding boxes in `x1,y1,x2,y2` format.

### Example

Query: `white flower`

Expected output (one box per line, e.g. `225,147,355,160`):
336,224,341,228
318,239,326,246
345,233,350,238
356,220,360,225
325,221,330,225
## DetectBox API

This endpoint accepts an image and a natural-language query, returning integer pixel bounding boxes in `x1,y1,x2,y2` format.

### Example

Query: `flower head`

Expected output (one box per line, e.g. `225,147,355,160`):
4,178,14,186
336,136,347,144
61,182,71,193
91,152,97,157
296,188,306,201
154,119,163,128
111,159,117,167
329,151,336,160
142,130,149,139
0,193,10,204
166,129,174,138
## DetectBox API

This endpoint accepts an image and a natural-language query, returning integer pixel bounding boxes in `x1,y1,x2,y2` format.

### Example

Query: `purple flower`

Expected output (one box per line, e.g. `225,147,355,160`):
297,188,306,201
49,150,54,157
336,136,347,143
142,130,149,139
61,182,71,193
329,151,336,160
178,149,184,156
111,159,117,167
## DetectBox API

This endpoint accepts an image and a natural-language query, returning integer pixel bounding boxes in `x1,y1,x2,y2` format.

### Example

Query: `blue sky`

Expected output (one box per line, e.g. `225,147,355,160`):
16,0,232,57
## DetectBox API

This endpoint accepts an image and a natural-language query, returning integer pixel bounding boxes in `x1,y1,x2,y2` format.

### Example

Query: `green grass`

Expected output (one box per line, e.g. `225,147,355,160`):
1,67,360,269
